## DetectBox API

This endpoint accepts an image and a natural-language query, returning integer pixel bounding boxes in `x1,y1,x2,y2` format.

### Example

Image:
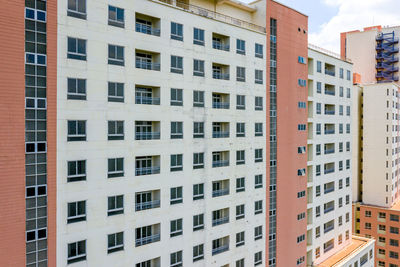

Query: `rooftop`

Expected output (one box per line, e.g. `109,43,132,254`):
309,43,352,64
317,236,374,267
149,0,266,33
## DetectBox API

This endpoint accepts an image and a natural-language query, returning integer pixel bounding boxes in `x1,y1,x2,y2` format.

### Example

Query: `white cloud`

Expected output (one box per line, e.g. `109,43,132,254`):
310,0,400,53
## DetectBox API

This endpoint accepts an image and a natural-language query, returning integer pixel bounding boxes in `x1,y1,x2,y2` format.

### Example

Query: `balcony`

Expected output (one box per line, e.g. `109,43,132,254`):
324,124,335,135
324,201,334,214
135,50,160,71
212,122,229,138
212,208,229,226
135,121,160,140
324,182,335,194
324,104,335,115
324,84,335,96
212,93,230,109
135,13,160,36
324,220,335,233
212,216,229,226
212,180,229,197
324,63,335,77
212,160,229,168
212,33,230,51
324,143,335,154
212,244,229,255
324,240,334,253
135,156,160,176
324,162,335,174
212,236,230,255
135,190,160,211
213,63,230,80
135,86,160,105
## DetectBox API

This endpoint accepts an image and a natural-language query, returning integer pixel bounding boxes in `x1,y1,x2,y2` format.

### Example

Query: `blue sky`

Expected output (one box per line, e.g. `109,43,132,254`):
241,0,400,53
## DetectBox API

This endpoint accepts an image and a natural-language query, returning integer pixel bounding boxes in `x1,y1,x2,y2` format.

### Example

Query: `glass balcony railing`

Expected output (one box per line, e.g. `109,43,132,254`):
135,132,160,140
212,131,229,138
135,22,160,36
135,96,160,105
135,166,160,176
212,188,229,197
212,160,229,168
212,244,229,255
212,102,229,109
135,233,160,247
135,200,160,211
135,59,160,71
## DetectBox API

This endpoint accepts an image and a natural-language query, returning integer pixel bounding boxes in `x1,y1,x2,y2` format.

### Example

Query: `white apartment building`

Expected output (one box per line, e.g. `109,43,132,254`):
306,47,354,265
56,0,266,266
355,82,400,208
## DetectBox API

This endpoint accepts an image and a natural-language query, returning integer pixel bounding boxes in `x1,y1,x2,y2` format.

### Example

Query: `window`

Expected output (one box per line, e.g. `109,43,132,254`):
170,218,183,237
236,151,245,165
317,82,321,93
339,86,344,97
236,95,245,109
236,39,245,54
255,174,263,188
255,96,263,110
255,251,262,266
236,123,245,137
297,212,305,220
193,91,204,107
193,214,204,231
255,69,263,84
297,234,305,243
316,165,321,176
297,191,306,198
316,103,321,114
108,195,124,216
298,124,306,131
298,56,306,64
390,227,399,234
108,121,124,140
67,160,86,182
67,201,86,223
316,226,320,238
255,225,262,240
390,239,399,247
67,0,86,19
68,120,86,141
298,168,306,176
108,232,124,253
170,88,183,106
347,87,351,98
390,251,399,259
316,144,321,155
108,44,124,66
236,177,245,192
68,240,86,264
193,59,204,77
237,259,245,267
317,61,322,73
365,223,371,229
193,153,204,169
255,123,263,136
316,206,320,217
255,149,263,162
298,79,306,87
193,28,204,45
193,122,204,138
236,231,245,247
171,122,183,139
108,158,124,178
170,250,183,267
171,22,183,41
108,5,124,27
67,37,86,60
298,101,306,108
67,78,86,100
347,70,351,81
171,55,183,74
236,204,245,219
255,200,263,214
255,43,263,58
236,67,246,82
108,82,124,102
171,154,183,172
193,244,204,262
171,187,183,204
193,183,204,200
316,186,320,197
391,214,400,222
340,68,344,79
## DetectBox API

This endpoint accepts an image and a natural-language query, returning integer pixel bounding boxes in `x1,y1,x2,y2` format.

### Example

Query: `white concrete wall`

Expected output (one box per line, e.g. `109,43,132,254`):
57,0,266,266
307,48,354,264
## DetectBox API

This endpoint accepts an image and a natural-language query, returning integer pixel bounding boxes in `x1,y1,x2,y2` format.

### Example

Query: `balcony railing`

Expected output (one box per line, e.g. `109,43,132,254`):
324,225,334,233
135,22,160,36
212,244,229,255
324,168,334,174
135,132,160,140
135,233,160,247
324,149,334,154
213,72,230,80
324,110,335,115
136,59,160,71
325,69,335,76
212,102,229,109
212,188,229,197
212,131,229,138
324,243,334,253
212,41,230,51
136,166,160,176
135,200,161,211
324,129,335,135
135,96,160,105
212,217,229,226
324,206,334,214
324,187,334,194
324,90,335,96
212,160,229,167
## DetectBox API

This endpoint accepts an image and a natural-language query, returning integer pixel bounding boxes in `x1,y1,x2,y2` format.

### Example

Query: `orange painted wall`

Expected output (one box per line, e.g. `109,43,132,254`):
47,0,57,266
0,1,27,266
357,204,400,267
267,1,309,266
